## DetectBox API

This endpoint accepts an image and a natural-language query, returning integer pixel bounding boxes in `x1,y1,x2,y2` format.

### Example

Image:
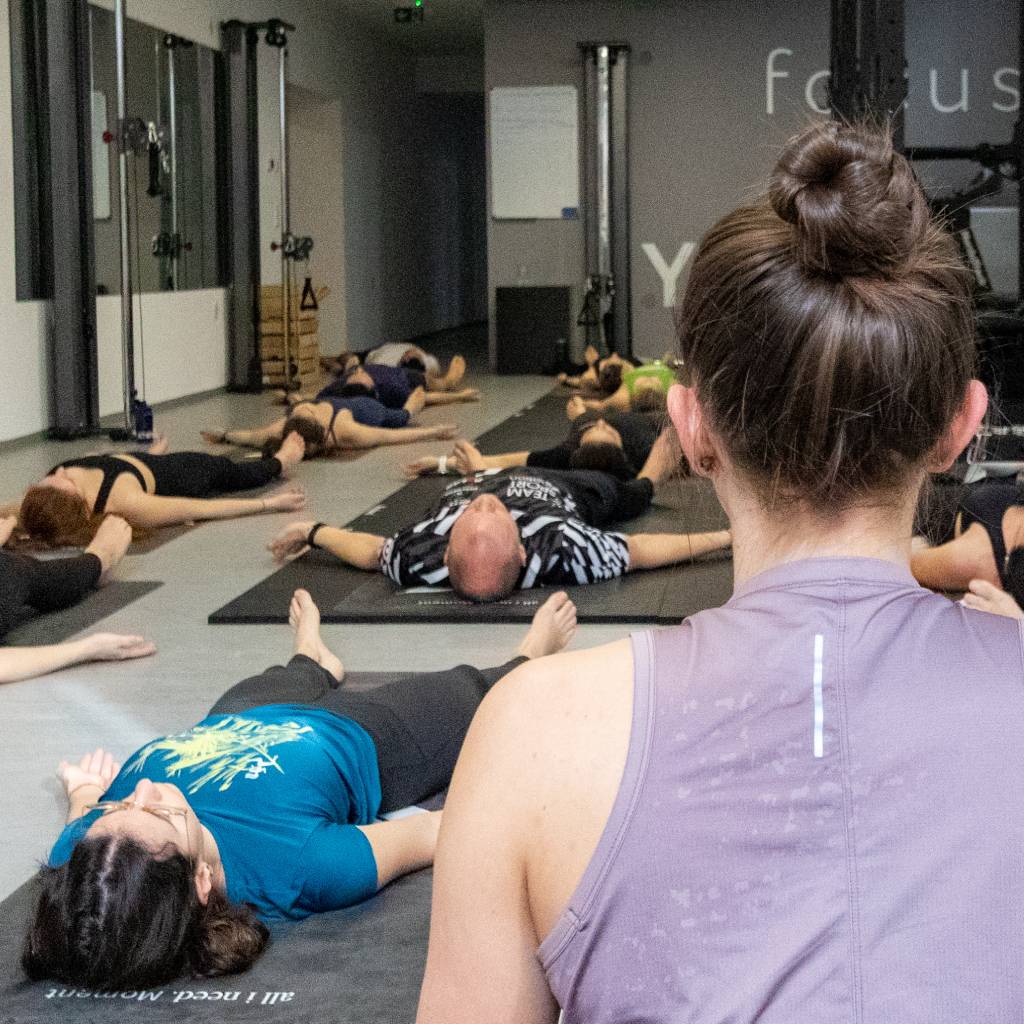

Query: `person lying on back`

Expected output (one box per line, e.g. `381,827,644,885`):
270,465,730,602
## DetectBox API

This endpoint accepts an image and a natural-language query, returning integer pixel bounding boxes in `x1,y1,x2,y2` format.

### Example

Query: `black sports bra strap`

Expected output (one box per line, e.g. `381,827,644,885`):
93,471,117,515
57,455,147,515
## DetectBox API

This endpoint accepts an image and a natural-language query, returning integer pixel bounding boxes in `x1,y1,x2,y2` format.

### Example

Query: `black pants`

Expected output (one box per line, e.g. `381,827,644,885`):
133,451,282,498
0,550,101,639
207,654,525,812
556,469,654,526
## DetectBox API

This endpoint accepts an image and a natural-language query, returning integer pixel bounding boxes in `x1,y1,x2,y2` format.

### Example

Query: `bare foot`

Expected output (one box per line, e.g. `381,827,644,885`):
276,431,306,473
445,354,466,389
147,433,169,455
405,386,427,417
516,591,577,659
289,589,344,681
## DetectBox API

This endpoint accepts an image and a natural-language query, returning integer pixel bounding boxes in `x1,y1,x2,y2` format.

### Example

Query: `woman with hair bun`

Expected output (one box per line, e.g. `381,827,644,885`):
418,121,1023,1023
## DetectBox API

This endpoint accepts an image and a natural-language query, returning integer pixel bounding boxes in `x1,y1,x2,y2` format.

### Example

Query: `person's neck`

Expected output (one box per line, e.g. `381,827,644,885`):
720,479,919,589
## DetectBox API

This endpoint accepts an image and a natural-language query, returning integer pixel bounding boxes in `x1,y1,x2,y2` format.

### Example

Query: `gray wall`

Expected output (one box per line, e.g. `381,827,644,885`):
485,0,1020,365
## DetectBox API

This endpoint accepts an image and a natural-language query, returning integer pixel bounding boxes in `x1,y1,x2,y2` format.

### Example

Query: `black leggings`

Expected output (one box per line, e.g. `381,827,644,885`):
0,550,101,639
132,451,282,498
207,654,525,812
559,469,655,526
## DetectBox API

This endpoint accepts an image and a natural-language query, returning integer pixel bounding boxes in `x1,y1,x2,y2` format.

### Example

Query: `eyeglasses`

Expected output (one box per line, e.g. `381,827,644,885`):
85,799,194,865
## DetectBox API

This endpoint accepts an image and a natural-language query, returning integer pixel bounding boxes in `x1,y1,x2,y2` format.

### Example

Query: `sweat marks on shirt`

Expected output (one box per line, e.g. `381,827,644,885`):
124,717,313,795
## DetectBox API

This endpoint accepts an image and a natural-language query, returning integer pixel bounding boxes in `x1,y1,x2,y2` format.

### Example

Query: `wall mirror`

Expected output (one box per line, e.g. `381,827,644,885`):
88,5,222,294
9,1,224,300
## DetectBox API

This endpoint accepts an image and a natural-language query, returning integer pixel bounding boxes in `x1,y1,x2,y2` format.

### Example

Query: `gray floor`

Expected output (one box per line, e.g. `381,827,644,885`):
0,354,635,900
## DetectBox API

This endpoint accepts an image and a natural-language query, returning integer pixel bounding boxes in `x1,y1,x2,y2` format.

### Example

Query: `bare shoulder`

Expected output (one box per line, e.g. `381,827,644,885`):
479,637,634,740
462,637,636,812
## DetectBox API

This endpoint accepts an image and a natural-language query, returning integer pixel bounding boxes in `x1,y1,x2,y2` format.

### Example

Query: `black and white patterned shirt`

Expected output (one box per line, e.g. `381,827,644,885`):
379,469,631,589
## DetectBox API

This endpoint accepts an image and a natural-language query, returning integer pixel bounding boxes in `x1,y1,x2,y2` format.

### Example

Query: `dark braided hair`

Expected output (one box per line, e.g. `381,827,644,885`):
23,835,268,990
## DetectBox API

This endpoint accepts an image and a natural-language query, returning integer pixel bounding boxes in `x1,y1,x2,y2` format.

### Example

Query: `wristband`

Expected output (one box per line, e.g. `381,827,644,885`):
307,522,327,549
437,455,448,475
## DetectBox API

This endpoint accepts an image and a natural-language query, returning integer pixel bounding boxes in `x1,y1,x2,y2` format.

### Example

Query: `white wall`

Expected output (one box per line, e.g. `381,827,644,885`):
0,0,429,441
289,86,347,356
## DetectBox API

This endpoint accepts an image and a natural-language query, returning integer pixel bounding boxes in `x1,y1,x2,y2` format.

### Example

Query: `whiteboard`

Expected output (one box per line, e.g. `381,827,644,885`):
490,86,579,220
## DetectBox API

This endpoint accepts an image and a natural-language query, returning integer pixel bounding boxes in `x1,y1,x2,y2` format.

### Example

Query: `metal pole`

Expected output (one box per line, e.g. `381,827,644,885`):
278,41,292,387
114,0,136,432
168,42,179,290
595,46,612,288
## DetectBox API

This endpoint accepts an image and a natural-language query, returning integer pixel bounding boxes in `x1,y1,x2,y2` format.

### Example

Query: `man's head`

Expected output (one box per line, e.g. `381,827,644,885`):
445,494,525,602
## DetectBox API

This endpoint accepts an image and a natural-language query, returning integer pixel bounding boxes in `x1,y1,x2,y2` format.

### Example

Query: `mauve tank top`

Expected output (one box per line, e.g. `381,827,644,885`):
539,557,1024,1023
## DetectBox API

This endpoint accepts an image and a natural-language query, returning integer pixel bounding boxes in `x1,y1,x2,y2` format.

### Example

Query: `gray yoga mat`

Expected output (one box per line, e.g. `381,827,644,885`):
1,670,443,1023
0,869,431,1024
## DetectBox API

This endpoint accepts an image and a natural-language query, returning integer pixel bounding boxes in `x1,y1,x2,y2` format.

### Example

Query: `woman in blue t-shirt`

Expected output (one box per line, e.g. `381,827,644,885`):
23,588,578,991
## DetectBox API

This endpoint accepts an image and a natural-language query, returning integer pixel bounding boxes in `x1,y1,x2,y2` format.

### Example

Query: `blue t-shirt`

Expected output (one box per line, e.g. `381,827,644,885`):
313,390,411,429
49,705,383,921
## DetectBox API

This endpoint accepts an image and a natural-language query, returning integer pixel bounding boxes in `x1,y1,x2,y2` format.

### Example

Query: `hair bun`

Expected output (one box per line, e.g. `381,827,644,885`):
768,121,928,277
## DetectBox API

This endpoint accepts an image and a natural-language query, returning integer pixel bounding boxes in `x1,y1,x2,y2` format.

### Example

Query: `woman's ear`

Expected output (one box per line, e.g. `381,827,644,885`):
194,862,213,906
927,379,988,472
668,384,717,477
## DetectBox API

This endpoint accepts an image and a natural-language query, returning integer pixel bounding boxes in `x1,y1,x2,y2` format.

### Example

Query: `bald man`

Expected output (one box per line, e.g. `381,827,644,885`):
269,467,730,604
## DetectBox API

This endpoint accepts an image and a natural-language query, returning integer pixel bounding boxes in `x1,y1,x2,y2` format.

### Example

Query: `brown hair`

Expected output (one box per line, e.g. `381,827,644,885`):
261,416,328,460
19,486,102,548
24,834,268,990
676,120,975,511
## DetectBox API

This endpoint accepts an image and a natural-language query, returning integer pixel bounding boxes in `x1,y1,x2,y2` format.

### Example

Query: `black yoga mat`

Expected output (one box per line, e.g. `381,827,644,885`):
1,669,441,1023
210,390,732,625
210,470,731,626
4,581,163,647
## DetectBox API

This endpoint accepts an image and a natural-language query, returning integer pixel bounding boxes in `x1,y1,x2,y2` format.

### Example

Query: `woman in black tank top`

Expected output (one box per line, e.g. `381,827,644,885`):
911,480,1024,607
15,436,307,549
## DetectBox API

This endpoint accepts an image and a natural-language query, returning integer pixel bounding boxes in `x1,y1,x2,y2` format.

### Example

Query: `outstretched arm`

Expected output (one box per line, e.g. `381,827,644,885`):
910,526,996,592
202,419,287,450
356,812,443,889
638,427,687,484
112,486,304,528
423,389,481,407
0,634,154,685
268,520,385,570
332,418,457,451
626,529,731,571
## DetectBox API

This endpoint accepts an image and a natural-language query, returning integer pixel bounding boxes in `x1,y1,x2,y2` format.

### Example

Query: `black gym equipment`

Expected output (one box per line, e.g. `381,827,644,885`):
578,43,632,363
830,0,1024,464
